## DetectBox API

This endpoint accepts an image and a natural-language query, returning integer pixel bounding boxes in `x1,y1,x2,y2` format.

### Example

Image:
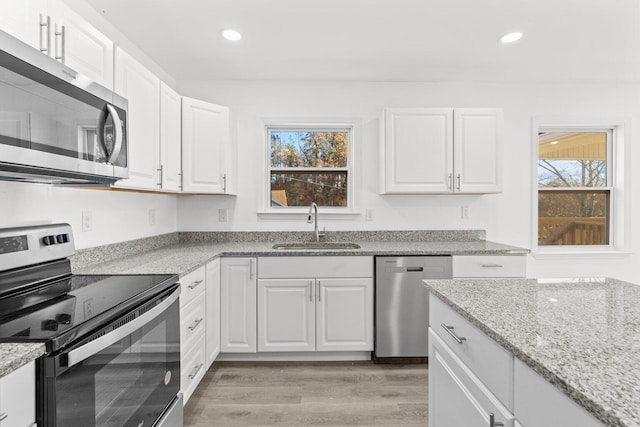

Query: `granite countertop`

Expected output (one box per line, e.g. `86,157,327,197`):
425,278,640,427
74,239,528,276
0,343,46,378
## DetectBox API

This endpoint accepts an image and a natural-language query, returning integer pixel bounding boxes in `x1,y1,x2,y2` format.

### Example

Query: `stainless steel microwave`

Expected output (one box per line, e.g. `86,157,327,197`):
0,30,128,185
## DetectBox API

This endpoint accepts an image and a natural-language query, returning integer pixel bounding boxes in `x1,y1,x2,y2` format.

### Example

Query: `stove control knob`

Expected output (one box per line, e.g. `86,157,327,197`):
56,314,72,325
56,234,69,244
42,235,56,246
42,319,59,331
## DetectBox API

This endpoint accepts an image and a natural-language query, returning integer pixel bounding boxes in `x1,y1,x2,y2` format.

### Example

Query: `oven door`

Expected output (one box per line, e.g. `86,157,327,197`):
45,285,180,427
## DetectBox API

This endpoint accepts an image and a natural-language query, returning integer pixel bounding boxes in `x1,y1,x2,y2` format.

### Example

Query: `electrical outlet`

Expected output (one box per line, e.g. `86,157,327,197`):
461,206,469,220
82,211,92,232
218,208,228,222
148,209,156,226
365,209,374,221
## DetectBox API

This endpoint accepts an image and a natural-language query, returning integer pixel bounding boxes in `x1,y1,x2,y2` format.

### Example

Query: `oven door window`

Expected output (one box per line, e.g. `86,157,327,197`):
54,299,180,427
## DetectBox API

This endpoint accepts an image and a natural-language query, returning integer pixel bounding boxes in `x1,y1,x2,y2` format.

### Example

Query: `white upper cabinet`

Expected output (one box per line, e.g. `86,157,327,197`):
382,107,503,194
113,47,161,191
160,82,182,192
182,97,232,194
0,0,114,90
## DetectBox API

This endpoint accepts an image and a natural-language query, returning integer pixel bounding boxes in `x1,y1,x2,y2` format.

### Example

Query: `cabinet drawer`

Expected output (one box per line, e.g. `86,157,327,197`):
430,295,513,410
514,359,604,427
452,255,525,278
181,341,206,404
258,256,373,279
180,267,206,307
181,297,206,350
0,361,36,427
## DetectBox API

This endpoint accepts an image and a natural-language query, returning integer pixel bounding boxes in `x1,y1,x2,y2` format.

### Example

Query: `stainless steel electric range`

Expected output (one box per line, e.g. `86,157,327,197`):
0,224,182,427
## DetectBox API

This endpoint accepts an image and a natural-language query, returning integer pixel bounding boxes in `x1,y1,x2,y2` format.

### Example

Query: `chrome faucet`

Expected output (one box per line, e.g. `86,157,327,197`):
307,202,326,242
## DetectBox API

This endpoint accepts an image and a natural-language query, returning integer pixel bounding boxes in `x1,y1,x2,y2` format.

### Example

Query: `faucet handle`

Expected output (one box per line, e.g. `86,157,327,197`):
318,227,327,242
307,214,313,224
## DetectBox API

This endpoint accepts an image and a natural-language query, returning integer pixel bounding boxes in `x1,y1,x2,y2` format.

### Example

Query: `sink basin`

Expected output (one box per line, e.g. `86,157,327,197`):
272,242,361,250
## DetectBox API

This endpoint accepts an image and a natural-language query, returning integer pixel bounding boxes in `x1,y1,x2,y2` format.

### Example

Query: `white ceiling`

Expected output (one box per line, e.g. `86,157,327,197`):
84,0,640,83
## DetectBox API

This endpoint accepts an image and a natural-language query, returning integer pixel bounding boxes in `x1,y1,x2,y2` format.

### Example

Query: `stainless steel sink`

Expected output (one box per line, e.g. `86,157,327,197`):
272,242,361,250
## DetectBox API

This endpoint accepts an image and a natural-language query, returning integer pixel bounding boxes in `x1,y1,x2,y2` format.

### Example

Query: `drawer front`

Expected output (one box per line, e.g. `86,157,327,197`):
258,256,373,279
430,295,514,410
0,361,35,427
181,342,206,404
181,297,206,350
514,359,604,427
180,267,206,307
452,255,525,278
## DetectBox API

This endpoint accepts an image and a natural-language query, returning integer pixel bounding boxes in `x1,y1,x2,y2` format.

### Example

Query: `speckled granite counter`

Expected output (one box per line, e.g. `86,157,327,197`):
425,278,640,427
73,239,527,276
0,343,46,378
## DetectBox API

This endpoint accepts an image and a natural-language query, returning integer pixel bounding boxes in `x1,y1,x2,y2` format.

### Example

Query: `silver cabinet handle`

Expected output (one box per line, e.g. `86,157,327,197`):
188,279,203,290
39,14,50,54
309,280,313,302
178,172,184,190
157,165,164,188
54,24,65,62
456,173,461,191
222,173,227,192
489,413,504,427
249,259,254,280
481,264,503,268
317,281,321,302
441,323,466,344
448,173,453,191
0,412,8,422
188,318,203,331
188,363,204,379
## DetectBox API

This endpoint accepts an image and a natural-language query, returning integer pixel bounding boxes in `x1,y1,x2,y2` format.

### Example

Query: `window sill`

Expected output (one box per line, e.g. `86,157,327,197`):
257,209,361,220
532,250,631,260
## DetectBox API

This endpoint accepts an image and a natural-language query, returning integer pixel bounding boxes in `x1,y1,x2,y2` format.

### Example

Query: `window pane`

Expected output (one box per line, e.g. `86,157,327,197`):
538,190,609,245
270,130,348,168
270,171,347,207
538,132,607,187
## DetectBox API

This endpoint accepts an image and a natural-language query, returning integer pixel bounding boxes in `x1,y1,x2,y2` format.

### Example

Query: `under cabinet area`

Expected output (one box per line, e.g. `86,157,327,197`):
257,256,374,353
381,108,503,194
0,361,36,427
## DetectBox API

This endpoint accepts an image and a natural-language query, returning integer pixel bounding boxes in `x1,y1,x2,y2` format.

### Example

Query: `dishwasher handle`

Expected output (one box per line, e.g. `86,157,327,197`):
405,267,424,272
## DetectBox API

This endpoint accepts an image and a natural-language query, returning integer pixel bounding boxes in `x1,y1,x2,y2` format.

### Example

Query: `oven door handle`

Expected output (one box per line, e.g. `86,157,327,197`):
66,287,180,367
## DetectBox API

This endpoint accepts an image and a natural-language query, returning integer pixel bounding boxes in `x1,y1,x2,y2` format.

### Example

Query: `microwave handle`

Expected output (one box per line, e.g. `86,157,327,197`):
66,287,180,367
105,104,124,164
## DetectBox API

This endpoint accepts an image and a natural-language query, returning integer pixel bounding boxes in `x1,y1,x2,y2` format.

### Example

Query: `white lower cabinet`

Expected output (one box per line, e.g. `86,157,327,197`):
429,293,605,427
0,361,36,427
221,257,257,353
256,257,374,353
452,255,526,278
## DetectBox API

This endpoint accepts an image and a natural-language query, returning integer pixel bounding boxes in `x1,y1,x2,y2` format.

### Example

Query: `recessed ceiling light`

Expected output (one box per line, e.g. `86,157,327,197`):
550,141,559,145
221,29,242,41
499,32,523,44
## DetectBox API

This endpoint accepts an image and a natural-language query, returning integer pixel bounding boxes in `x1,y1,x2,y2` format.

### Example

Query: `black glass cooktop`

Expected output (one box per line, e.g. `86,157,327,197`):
0,272,178,352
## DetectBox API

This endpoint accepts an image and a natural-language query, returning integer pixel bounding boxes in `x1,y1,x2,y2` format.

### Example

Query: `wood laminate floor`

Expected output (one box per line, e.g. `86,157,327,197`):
184,361,428,426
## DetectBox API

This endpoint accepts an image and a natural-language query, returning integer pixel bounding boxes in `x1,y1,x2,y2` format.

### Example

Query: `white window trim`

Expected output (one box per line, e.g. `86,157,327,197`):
258,119,360,218
531,117,631,258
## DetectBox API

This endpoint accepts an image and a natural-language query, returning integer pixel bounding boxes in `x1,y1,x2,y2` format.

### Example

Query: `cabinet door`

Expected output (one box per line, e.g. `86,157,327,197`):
50,1,114,90
316,278,373,351
160,82,182,191
0,361,36,427
453,108,503,193
113,47,161,190
382,108,453,194
221,257,256,353
205,258,221,367
181,97,229,193
257,279,316,352
429,332,514,427
0,0,45,51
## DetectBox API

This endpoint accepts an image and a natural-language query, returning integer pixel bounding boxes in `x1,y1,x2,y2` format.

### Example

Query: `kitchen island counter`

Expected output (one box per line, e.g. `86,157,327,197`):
425,277,640,427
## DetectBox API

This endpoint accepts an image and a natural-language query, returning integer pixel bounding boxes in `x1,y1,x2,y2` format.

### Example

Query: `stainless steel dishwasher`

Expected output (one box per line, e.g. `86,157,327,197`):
374,256,452,361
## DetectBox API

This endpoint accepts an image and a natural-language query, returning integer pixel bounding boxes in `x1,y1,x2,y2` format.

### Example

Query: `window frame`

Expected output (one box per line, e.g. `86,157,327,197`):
531,118,630,258
260,120,358,216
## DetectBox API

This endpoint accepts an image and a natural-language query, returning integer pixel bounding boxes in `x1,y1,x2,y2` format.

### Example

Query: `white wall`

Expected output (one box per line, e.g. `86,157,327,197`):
0,182,177,249
175,80,640,283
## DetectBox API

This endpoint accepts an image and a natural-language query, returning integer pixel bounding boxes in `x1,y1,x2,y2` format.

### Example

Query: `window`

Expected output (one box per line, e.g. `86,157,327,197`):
267,125,352,209
537,130,612,247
